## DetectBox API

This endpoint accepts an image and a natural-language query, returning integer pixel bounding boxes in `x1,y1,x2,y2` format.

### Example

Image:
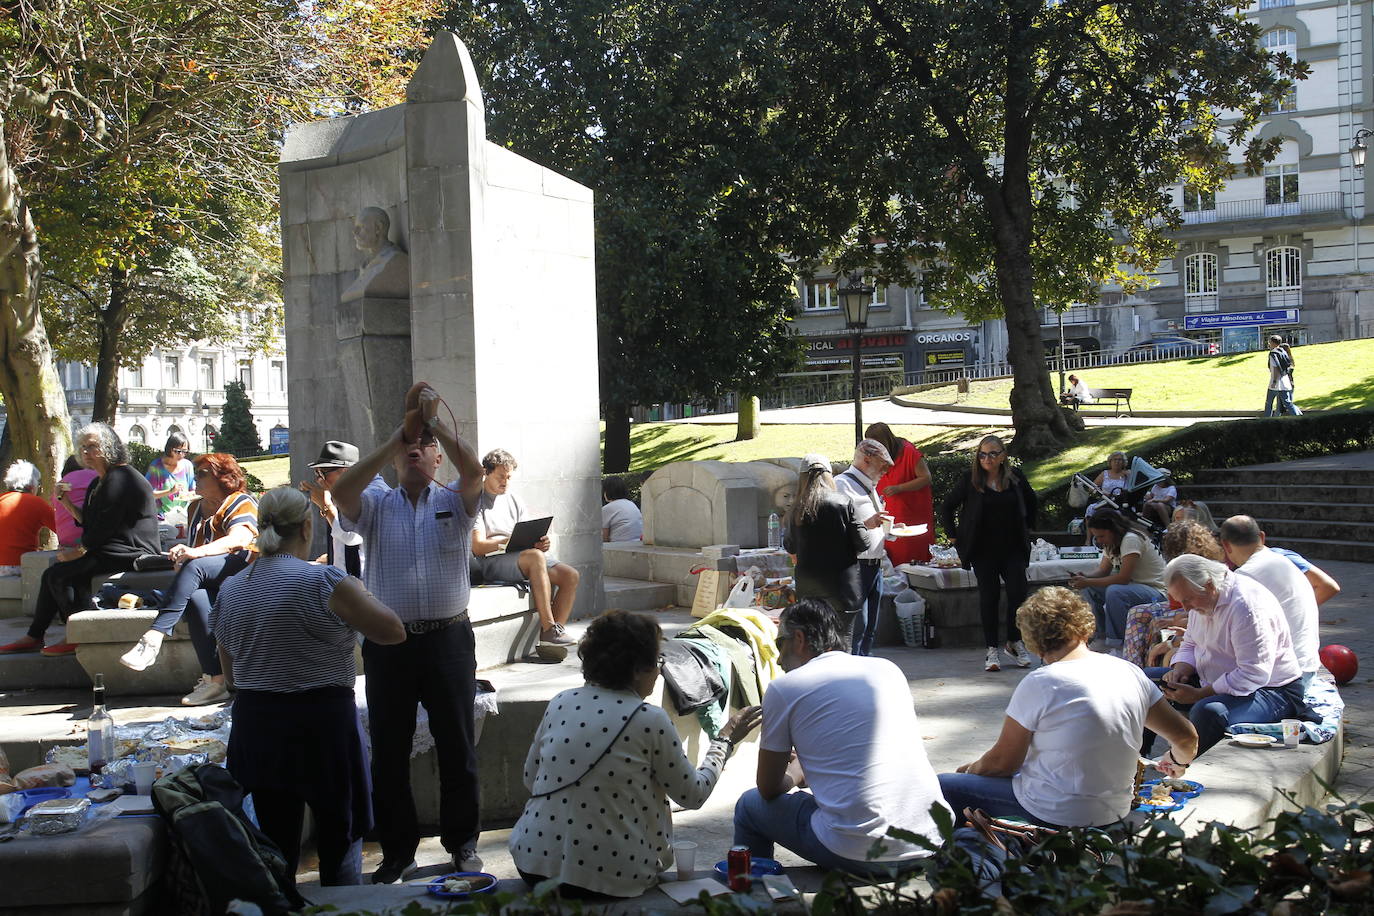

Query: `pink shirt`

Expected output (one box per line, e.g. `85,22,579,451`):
52,468,98,548
1173,573,1302,697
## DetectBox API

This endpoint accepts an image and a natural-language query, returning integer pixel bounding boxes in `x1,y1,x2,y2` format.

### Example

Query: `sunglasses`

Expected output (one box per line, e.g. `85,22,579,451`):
775,632,791,652
977,450,1004,460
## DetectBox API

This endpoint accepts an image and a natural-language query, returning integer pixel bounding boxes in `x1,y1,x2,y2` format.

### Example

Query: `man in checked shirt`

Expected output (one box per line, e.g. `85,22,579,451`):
333,384,487,883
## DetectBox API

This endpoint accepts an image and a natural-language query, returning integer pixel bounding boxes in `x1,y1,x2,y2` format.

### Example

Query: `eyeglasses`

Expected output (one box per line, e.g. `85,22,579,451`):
172,448,188,455
658,653,666,668
977,450,1004,460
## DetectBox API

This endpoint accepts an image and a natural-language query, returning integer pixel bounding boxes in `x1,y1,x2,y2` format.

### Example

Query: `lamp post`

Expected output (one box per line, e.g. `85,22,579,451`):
838,271,874,444
1353,128,1373,171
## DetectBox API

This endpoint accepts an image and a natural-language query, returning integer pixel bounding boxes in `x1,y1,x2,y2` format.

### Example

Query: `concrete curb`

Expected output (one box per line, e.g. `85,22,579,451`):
888,393,1263,419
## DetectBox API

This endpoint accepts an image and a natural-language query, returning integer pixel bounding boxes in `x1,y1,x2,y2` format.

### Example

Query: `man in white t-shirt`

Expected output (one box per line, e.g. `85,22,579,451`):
1220,515,1319,688
833,439,893,656
733,599,950,876
600,477,643,542
471,449,579,652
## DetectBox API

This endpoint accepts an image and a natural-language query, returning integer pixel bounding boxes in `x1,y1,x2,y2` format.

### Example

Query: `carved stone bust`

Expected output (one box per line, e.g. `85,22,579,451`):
341,207,410,302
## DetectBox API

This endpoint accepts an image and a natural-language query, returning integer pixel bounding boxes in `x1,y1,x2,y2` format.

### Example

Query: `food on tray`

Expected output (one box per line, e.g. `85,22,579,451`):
162,737,227,762
1149,783,1173,802
444,878,473,893
15,763,76,790
1138,796,1176,809
46,746,90,773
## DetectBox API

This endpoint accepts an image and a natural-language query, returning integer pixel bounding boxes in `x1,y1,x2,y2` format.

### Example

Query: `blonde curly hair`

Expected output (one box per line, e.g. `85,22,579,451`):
1016,586,1095,658
1161,521,1224,563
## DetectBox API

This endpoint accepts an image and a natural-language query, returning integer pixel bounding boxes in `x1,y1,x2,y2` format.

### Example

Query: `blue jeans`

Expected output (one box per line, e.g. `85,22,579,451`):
1265,388,1298,417
733,789,915,877
1142,666,1305,755
936,773,1048,826
1082,583,1165,644
851,561,884,656
150,553,250,675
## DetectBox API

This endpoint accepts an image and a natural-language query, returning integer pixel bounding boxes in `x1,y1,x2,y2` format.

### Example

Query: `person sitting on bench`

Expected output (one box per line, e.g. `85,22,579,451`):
1060,374,1094,406
471,449,579,651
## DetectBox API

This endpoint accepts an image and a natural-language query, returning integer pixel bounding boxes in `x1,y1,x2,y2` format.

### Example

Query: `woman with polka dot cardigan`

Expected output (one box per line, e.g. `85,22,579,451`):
510,610,762,897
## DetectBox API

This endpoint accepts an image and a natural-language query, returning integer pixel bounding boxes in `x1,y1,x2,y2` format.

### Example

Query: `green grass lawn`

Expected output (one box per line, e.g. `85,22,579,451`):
610,420,1178,491
911,337,1374,413
243,455,291,490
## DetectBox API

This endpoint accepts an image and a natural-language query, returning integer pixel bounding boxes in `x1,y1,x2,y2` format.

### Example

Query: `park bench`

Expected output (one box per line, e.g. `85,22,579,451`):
1072,387,1133,415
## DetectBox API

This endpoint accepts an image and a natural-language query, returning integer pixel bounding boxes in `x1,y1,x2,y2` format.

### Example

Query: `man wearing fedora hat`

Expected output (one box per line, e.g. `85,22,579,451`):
299,440,376,577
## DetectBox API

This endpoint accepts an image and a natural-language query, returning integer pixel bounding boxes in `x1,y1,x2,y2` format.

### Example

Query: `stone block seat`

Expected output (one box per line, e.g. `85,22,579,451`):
69,576,540,696
20,548,60,616
0,573,21,618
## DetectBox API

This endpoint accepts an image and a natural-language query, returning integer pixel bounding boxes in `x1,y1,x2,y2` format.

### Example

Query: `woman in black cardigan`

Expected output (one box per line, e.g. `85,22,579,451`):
940,435,1038,672
0,423,159,656
783,454,871,647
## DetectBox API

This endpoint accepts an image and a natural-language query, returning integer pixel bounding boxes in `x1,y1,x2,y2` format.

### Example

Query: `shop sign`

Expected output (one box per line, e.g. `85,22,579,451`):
915,330,975,344
1183,308,1299,331
807,333,910,351
924,349,967,367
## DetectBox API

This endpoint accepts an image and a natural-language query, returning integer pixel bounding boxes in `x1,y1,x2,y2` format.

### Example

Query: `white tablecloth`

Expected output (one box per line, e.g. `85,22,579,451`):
898,557,1101,590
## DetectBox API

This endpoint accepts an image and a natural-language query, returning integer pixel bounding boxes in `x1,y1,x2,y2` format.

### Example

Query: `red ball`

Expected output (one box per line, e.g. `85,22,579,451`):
1319,644,1359,686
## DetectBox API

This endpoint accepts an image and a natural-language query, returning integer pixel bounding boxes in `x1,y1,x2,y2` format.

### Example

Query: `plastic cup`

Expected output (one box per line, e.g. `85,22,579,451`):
132,761,158,795
880,515,894,536
1282,719,1301,748
672,840,697,880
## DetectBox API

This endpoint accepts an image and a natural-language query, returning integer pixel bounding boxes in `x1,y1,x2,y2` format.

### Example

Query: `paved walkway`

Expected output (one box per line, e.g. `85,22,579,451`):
666,396,1246,428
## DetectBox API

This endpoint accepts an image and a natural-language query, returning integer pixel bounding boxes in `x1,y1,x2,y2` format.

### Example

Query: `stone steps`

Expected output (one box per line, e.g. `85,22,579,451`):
603,576,677,611
1187,482,1374,504
1193,467,1371,487
1257,535,1374,564
0,617,87,690
1193,500,1374,526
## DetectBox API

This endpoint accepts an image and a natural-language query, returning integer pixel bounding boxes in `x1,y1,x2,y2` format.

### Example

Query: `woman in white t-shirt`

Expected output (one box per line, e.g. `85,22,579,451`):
600,477,643,542
938,587,1198,827
1067,509,1167,648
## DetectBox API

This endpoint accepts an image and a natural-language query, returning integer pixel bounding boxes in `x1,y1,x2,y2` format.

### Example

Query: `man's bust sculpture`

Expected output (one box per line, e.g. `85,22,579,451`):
341,207,410,302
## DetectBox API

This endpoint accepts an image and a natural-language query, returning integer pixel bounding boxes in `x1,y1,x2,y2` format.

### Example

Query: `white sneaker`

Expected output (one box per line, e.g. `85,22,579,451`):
1006,640,1033,668
453,848,483,873
539,623,577,647
984,647,1001,672
181,675,230,706
119,632,163,672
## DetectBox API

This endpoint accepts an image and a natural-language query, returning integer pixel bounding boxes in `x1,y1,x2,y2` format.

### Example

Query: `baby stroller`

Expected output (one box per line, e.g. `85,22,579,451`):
1069,456,1170,548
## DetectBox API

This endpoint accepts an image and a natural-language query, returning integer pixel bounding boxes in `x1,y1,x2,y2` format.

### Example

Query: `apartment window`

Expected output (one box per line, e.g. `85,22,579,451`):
1259,0,1293,8
804,279,837,311
1266,246,1302,308
199,357,215,390
872,284,888,309
1262,28,1297,51
1267,84,1297,114
1264,165,1299,216
127,425,146,446
125,365,142,388
1182,186,1216,224
270,360,285,391
163,357,180,388
238,360,253,389
1184,253,1219,312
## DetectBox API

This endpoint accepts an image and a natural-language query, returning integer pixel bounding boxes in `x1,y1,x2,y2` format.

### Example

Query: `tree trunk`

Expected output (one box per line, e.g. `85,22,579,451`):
0,115,72,497
735,393,760,441
989,196,1072,458
603,402,632,473
92,265,131,423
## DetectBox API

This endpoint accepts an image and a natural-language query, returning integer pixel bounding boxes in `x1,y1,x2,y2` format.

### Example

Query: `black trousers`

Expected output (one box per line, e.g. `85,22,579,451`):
362,620,479,862
970,552,1028,648
28,552,138,641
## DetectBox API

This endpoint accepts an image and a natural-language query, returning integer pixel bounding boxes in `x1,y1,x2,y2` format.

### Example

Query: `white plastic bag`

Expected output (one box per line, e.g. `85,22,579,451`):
894,591,926,648
1068,478,1090,509
723,576,755,608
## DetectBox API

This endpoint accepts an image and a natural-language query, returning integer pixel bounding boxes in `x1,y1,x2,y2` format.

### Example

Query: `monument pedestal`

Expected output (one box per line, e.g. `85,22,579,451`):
337,296,412,449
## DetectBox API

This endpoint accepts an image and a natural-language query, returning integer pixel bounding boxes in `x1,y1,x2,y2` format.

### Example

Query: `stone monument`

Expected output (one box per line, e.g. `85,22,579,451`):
279,32,603,616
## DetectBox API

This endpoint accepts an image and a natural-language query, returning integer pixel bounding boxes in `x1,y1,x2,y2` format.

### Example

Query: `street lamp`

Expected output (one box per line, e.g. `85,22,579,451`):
837,271,874,444
1352,128,1373,171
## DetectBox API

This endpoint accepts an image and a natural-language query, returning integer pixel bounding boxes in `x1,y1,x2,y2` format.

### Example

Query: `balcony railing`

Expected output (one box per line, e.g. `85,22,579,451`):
122,387,158,405
1181,191,1344,225
67,389,95,407
161,389,196,407
198,390,227,408
1040,305,1098,326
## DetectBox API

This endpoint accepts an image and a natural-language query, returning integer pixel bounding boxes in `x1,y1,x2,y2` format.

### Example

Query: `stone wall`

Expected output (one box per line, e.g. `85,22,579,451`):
642,459,802,549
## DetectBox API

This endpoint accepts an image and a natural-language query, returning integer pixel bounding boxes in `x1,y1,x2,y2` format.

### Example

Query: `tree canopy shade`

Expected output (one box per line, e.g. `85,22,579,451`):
445,0,871,471
748,0,1303,454
0,0,438,490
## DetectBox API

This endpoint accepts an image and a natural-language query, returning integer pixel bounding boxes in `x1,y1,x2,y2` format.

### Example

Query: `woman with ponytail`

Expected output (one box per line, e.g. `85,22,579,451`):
212,486,405,886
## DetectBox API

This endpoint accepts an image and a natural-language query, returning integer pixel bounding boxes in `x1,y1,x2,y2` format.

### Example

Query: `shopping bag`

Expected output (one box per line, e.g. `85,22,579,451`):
723,576,755,608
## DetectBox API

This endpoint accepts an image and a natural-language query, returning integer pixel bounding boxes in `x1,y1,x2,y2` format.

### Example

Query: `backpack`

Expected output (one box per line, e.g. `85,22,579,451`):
152,764,309,916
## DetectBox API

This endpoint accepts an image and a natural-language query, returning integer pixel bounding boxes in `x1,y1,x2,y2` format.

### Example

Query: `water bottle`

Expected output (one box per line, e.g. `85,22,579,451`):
767,513,781,549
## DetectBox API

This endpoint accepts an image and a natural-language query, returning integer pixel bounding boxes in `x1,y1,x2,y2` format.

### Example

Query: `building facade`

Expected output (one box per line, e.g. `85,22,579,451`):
790,0,1374,377
2,329,288,456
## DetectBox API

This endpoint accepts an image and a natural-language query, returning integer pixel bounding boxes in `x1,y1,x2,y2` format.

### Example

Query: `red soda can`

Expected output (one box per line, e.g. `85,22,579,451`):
727,845,751,892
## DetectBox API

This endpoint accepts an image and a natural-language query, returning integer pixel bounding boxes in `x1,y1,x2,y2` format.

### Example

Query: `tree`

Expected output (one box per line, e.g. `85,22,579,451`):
746,0,1301,454
447,0,864,471
213,380,261,455
0,0,439,486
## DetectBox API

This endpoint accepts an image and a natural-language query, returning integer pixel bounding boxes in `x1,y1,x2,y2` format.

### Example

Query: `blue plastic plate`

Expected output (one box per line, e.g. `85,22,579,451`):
17,787,70,813
1134,797,1185,814
713,857,784,884
426,871,498,898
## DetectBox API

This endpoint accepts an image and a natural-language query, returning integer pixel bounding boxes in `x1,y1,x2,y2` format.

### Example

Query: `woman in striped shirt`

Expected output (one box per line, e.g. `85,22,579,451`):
119,453,258,706
212,486,405,885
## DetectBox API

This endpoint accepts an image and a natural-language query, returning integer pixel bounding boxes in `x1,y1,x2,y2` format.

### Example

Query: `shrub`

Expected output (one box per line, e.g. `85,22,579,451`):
126,442,159,474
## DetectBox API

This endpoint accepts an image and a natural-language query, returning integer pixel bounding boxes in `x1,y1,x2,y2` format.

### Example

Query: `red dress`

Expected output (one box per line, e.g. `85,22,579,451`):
878,440,935,566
